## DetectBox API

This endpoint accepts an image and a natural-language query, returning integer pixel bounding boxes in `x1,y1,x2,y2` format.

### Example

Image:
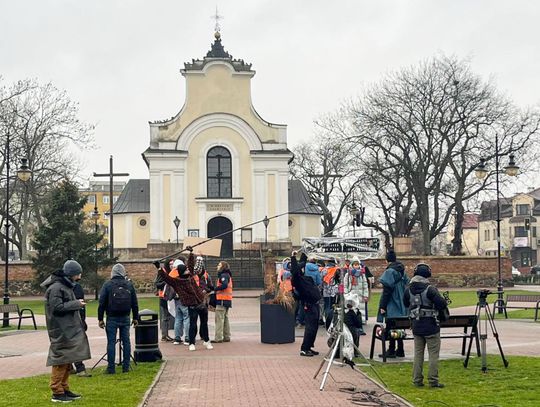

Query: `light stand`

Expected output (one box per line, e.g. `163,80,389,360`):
475,138,519,314
262,216,269,252
3,145,32,327
173,216,181,245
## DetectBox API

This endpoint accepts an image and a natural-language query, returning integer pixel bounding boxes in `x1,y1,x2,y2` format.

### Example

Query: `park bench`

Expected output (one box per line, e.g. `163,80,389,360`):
369,315,480,362
493,294,540,321
0,304,37,330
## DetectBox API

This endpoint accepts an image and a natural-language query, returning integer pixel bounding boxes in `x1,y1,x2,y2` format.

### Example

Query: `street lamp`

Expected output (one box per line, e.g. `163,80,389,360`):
262,216,270,251
91,204,100,300
475,141,519,314
173,216,181,245
3,153,32,327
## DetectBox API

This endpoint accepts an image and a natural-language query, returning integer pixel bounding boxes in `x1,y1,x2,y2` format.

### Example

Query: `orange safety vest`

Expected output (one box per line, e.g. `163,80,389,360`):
216,276,233,301
280,278,292,293
193,271,209,287
323,266,340,285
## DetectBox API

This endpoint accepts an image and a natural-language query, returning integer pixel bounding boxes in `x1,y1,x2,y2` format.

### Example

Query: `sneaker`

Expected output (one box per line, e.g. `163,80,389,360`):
378,352,396,359
413,382,424,387
188,344,196,351
203,341,214,350
64,391,81,400
104,369,115,375
429,383,445,388
223,338,231,342
309,349,319,355
76,371,91,377
300,350,315,357
51,393,72,403
183,339,190,345
396,351,405,357
173,341,181,345
122,368,130,373
161,336,174,342
211,339,223,343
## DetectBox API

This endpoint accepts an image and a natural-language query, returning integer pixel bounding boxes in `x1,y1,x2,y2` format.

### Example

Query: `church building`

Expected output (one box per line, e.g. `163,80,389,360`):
113,30,322,256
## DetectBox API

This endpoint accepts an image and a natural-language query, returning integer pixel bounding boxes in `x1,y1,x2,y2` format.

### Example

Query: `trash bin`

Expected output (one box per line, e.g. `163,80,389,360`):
134,309,162,362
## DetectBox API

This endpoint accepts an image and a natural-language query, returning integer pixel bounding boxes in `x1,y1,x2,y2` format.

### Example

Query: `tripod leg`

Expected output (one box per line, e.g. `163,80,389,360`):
351,340,388,388
484,306,509,368
464,304,480,368
319,333,342,391
313,338,336,379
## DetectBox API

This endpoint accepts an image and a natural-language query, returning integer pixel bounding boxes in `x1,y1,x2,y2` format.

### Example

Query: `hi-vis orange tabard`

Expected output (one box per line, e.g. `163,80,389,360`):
323,266,340,284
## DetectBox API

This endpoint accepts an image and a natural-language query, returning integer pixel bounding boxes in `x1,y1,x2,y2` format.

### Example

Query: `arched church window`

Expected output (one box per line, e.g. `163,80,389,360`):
207,146,232,198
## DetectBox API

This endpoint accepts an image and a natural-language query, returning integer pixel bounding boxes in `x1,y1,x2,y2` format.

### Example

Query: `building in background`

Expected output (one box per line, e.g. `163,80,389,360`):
446,213,479,256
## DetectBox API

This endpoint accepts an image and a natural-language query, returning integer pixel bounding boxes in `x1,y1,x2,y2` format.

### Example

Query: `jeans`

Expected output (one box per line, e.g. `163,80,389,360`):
105,315,131,372
301,302,320,351
323,296,335,323
413,333,441,385
174,301,190,341
188,306,209,344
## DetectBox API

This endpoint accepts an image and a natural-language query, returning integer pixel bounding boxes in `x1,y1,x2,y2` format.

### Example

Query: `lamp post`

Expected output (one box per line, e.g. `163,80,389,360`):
91,204,100,300
262,216,270,251
173,216,181,245
3,145,32,327
475,136,519,314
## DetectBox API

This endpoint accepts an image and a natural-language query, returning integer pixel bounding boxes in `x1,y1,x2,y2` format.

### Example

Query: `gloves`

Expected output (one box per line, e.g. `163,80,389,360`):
185,245,193,252
98,320,105,329
152,260,161,269
132,319,139,327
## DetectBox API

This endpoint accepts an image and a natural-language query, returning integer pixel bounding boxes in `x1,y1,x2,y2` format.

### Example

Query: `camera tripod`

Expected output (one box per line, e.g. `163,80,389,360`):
91,338,137,371
464,295,509,372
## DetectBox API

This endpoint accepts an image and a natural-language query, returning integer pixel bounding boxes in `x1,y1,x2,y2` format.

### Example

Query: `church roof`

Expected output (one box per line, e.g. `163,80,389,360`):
288,180,324,215
113,179,150,214
183,32,253,73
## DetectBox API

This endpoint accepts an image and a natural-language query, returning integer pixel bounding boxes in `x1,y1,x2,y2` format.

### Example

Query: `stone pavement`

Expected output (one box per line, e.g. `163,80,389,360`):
1,293,540,407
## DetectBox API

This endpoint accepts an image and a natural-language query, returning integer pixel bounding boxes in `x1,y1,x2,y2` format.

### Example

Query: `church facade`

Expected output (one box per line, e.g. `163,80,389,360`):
113,32,322,255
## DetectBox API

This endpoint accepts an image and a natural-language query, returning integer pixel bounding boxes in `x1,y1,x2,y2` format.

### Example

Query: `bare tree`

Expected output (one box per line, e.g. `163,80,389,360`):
0,78,95,259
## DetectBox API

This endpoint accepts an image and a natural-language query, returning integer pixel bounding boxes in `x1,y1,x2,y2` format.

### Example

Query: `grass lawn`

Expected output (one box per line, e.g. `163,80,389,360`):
358,355,540,407
0,362,162,407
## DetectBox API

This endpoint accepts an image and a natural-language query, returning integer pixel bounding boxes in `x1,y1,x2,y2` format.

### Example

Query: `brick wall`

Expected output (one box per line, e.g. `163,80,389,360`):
2,256,512,296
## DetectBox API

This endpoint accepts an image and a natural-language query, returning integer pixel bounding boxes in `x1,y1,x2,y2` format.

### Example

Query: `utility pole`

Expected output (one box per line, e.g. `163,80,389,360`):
93,155,129,259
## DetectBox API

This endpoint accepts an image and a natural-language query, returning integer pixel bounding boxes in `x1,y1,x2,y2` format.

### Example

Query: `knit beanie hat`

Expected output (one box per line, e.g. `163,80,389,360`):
111,263,126,278
194,256,205,273
63,260,82,277
173,259,184,269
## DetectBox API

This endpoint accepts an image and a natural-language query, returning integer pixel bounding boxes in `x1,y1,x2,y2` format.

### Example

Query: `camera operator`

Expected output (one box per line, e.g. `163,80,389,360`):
290,250,322,357
403,263,449,388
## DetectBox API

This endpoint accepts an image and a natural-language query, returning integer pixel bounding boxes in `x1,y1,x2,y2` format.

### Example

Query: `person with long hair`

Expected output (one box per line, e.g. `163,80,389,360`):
212,260,233,343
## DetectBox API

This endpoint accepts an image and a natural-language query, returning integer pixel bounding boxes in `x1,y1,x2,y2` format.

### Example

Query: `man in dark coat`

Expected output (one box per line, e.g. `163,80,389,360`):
290,250,322,357
98,263,139,374
403,263,448,388
43,260,91,403
377,250,409,358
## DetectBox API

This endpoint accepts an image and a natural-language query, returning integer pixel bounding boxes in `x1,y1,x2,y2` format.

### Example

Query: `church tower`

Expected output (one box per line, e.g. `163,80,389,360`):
142,31,293,255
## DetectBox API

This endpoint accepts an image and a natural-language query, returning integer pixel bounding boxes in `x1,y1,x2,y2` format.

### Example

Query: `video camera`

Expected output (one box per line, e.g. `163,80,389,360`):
477,289,492,299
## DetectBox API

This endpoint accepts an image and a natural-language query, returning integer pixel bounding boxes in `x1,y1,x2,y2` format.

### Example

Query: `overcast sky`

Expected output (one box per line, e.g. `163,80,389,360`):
1,0,539,189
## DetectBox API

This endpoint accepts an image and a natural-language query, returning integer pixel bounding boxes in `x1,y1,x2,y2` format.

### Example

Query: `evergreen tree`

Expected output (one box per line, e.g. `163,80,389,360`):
32,180,114,295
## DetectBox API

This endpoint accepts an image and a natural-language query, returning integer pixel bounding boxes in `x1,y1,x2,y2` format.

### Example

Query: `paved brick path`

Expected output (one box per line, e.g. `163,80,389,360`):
2,292,540,407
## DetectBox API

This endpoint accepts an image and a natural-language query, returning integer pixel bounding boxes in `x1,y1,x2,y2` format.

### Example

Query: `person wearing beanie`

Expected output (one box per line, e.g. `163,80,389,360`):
98,263,139,374
404,263,448,388
42,260,90,402
170,258,190,346
344,257,369,336
377,250,409,358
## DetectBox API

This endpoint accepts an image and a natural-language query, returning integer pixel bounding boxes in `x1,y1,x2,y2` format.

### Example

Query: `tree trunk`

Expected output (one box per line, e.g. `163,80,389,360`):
451,200,465,256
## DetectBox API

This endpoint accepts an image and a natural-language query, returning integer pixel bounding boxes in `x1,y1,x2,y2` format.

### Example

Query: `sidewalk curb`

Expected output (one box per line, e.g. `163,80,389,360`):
138,359,167,407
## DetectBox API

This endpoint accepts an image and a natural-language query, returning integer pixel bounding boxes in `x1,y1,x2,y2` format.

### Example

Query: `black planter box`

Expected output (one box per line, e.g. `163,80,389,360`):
260,295,295,344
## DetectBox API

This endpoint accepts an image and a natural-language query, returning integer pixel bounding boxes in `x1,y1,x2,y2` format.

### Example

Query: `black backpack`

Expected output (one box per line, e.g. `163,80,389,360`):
108,279,132,313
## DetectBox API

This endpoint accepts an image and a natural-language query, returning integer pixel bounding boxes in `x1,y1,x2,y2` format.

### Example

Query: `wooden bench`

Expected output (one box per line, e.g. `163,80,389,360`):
0,304,37,330
493,294,540,321
369,315,480,362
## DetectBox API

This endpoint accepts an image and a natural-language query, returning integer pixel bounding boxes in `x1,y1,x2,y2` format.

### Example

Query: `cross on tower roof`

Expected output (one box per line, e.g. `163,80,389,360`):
211,6,223,34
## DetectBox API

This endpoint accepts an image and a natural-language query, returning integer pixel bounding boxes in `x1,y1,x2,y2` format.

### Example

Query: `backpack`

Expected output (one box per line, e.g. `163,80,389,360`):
108,279,132,313
408,286,438,320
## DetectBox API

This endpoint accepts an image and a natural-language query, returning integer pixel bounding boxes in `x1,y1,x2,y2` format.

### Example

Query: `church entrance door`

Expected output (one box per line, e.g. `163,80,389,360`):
208,216,233,257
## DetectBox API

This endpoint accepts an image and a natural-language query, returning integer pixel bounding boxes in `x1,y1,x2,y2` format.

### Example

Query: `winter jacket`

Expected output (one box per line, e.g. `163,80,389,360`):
290,253,322,305
42,271,91,367
73,282,87,330
344,267,369,311
158,269,205,307
215,269,233,308
304,262,322,286
404,275,448,336
98,276,139,320
377,261,409,322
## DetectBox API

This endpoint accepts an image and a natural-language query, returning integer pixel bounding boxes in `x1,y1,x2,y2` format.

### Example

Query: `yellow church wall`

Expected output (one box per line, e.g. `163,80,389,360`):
114,213,150,249
289,214,321,247
162,174,172,242
155,63,283,144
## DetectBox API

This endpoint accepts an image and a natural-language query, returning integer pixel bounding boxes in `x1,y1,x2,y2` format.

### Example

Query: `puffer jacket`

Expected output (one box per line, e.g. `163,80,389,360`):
42,271,91,366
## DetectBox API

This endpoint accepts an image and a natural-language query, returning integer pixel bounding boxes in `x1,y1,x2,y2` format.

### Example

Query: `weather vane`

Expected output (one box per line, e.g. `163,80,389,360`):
211,6,223,33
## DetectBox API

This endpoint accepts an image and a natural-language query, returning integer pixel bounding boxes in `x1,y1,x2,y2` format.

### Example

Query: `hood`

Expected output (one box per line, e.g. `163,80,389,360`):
305,263,319,274
387,261,405,274
409,275,430,294
40,270,74,289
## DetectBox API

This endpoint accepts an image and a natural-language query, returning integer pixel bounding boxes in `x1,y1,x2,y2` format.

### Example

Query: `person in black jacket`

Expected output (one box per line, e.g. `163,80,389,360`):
290,250,322,357
403,263,448,388
98,264,139,374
